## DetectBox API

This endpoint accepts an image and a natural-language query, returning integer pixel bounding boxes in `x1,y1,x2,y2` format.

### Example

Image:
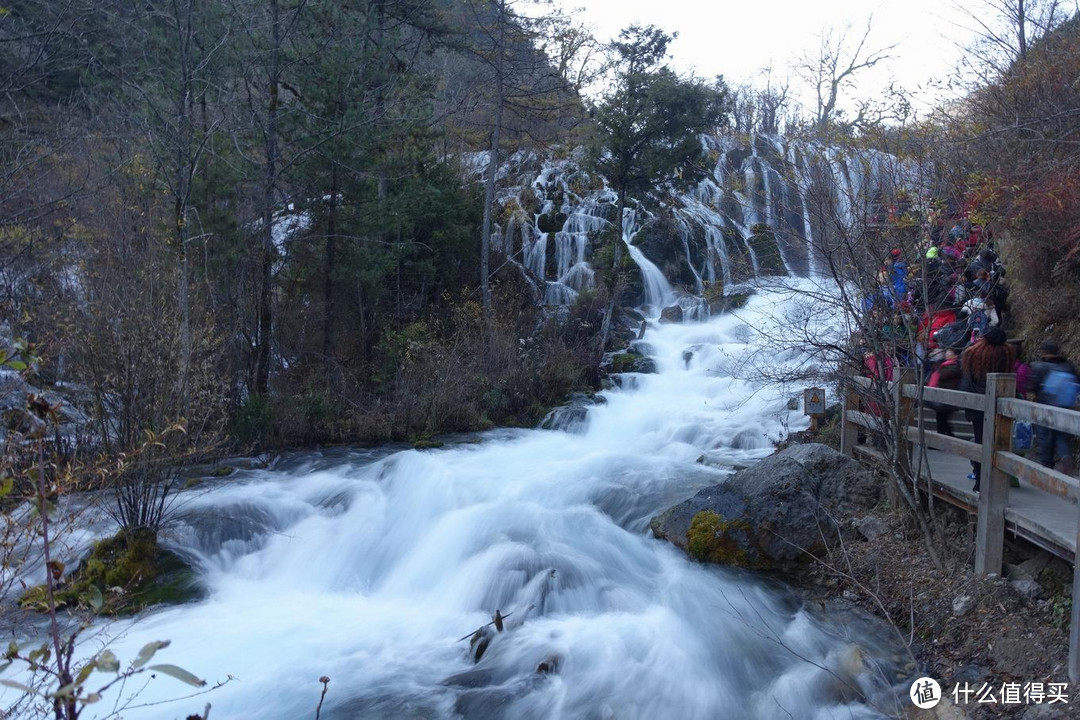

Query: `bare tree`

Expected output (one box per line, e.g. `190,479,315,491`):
951,0,1076,80
795,18,897,133
732,67,791,135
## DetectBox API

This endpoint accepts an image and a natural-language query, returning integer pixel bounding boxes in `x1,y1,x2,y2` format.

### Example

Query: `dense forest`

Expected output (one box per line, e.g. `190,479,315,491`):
1,0,601,453
0,0,743,457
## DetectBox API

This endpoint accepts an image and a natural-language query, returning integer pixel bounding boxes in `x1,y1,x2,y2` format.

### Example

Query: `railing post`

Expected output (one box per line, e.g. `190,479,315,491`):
975,372,1016,575
892,368,915,475
840,382,858,457
1070,514,1080,683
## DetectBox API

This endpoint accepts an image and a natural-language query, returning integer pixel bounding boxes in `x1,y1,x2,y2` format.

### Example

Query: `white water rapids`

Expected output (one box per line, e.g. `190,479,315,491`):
12,281,911,720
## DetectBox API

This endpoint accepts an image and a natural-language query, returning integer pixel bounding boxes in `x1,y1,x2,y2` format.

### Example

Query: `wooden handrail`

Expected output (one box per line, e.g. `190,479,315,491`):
998,397,1080,435
844,410,885,432
904,426,982,462
901,383,985,411
841,371,1080,681
995,451,1080,500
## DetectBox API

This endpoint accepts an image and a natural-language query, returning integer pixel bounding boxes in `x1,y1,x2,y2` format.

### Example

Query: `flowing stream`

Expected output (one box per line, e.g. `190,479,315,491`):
53,278,913,720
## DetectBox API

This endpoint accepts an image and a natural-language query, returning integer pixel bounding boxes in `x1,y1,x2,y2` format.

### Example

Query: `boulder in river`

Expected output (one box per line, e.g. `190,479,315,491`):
707,291,753,316
650,443,880,572
600,351,656,375
659,305,683,323
540,392,607,433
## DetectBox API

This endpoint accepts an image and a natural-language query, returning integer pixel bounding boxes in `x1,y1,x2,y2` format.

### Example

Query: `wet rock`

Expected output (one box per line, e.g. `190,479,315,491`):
469,626,494,662
650,443,880,570
707,291,753,316
607,374,641,391
952,595,976,617
1008,578,1042,599
535,655,560,674
600,352,656,375
659,305,683,323
541,393,605,433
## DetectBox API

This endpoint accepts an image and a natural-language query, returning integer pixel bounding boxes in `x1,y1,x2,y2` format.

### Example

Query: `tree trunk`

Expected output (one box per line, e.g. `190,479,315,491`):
175,0,194,412
612,191,625,268
478,0,505,355
323,165,339,391
1017,0,1028,58
255,0,281,397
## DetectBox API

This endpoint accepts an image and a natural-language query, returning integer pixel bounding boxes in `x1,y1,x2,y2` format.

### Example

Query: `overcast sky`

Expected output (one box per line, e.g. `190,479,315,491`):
558,0,975,116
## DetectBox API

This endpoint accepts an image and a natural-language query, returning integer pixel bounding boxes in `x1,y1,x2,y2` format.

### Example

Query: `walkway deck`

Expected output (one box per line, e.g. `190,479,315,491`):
857,438,1079,562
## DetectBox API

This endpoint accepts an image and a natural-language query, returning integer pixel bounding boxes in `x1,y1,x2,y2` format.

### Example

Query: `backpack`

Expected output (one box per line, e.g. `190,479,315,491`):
1012,421,1033,451
1043,369,1080,408
968,308,990,338
934,319,969,349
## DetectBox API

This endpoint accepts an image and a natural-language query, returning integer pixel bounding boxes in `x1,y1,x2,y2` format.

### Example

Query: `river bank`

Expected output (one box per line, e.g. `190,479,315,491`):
655,436,1080,718
800,490,1080,719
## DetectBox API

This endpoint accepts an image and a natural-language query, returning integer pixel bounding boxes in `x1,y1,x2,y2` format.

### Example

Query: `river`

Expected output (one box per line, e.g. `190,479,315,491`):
50,278,911,720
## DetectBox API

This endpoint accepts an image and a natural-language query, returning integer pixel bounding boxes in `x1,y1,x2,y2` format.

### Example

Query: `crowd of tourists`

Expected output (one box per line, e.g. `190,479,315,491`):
857,218,1079,488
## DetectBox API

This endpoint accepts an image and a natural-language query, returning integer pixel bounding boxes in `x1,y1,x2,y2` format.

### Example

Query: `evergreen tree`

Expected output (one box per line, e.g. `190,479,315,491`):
591,25,731,268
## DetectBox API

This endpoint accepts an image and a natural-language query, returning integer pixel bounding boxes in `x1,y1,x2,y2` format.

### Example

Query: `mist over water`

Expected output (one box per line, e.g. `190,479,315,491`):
66,280,905,720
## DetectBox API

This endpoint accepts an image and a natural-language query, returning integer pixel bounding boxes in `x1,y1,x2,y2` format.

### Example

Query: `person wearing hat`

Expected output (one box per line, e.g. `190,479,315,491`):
960,327,1016,490
1030,341,1078,472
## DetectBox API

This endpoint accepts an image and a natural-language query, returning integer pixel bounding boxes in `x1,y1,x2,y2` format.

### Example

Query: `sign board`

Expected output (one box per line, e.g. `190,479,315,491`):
804,387,826,416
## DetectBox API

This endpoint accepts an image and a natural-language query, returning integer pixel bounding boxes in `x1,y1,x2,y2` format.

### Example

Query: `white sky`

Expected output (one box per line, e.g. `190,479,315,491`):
559,0,975,117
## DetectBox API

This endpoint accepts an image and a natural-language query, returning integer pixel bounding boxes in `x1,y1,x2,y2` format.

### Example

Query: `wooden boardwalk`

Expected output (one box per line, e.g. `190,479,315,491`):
842,372,1080,679
910,446,1077,561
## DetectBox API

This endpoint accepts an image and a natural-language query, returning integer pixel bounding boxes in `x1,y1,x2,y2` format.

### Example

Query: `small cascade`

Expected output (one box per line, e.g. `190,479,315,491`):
788,143,820,276
623,209,674,311
523,232,548,278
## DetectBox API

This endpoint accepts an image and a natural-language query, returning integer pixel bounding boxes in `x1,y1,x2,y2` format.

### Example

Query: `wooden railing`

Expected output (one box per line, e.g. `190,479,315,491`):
840,371,1080,681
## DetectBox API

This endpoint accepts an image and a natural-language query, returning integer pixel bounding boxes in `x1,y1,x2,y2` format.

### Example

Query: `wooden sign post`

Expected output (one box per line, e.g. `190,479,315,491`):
804,387,826,431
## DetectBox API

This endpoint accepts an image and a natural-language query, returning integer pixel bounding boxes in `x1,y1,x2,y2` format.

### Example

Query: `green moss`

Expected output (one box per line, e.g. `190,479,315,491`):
18,529,200,616
609,353,637,373
208,465,235,478
686,510,754,567
727,292,751,310
411,438,444,450
703,281,725,302
747,225,787,277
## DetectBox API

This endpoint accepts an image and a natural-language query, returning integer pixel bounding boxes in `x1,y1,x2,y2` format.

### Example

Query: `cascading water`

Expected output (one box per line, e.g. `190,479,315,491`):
491,136,900,312
622,209,674,312
31,279,912,720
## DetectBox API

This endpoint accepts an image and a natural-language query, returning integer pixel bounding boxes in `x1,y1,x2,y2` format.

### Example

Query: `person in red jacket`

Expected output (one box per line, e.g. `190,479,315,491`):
927,348,961,436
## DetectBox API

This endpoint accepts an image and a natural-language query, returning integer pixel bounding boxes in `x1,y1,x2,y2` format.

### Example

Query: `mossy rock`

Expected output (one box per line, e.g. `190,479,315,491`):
707,291,753,316
609,353,637,373
686,510,756,567
604,353,657,375
18,529,201,616
411,438,444,450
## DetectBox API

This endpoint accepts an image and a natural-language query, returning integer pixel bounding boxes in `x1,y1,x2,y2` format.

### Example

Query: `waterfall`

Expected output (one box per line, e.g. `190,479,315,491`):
42,279,908,720
623,209,674,311
489,137,897,309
